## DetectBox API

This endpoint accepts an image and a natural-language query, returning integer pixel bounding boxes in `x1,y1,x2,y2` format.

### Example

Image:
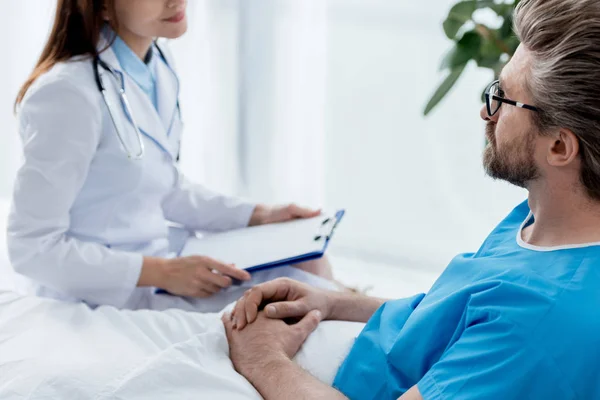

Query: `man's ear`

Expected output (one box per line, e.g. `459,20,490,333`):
547,128,579,167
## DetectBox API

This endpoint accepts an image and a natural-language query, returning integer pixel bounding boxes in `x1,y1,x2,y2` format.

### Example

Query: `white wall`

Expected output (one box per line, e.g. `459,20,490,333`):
236,0,328,207
323,0,526,270
169,0,243,194
0,1,57,198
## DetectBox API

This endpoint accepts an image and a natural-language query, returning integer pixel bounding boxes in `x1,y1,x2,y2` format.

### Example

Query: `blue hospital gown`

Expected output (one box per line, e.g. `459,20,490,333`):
333,201,600,399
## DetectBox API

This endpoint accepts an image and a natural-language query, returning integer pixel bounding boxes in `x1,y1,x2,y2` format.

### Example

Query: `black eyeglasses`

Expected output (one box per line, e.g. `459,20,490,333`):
485,80,539,117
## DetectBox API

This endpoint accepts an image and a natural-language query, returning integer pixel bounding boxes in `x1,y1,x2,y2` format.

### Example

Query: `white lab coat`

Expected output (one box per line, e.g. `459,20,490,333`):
7,41,334,311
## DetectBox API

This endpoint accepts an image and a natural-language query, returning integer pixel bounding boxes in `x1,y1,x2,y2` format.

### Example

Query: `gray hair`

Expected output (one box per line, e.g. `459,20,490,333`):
514,0,600,200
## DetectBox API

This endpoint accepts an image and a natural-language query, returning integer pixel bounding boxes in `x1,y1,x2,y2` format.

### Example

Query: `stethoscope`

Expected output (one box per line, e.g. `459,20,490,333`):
93,43,179,160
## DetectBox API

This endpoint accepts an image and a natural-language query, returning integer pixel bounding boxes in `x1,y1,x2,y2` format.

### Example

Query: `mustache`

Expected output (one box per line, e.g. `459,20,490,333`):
486,122,496,143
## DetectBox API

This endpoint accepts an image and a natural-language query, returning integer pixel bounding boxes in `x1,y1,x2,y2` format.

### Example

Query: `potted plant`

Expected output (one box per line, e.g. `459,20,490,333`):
423,0,520,116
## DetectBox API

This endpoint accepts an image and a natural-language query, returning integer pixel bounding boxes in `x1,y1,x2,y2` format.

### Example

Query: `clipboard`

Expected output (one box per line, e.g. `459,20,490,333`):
184,209,344,272
155,210,344,295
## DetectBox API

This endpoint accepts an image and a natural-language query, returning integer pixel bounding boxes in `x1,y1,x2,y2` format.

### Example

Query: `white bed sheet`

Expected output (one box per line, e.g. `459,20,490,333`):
0,292,364,399
0,198,438,398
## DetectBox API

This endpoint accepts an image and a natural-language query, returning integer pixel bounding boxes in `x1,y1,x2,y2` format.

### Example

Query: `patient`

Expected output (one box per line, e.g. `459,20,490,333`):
222,0,600,398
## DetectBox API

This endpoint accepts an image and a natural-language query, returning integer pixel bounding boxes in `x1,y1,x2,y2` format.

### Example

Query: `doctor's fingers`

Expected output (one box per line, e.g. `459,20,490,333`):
196,267,233,289
287,204,321,219
185,255,250,281
208,261,252,282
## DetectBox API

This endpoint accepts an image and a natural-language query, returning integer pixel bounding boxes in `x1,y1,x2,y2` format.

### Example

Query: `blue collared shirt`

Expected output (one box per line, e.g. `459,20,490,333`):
111,34,158,110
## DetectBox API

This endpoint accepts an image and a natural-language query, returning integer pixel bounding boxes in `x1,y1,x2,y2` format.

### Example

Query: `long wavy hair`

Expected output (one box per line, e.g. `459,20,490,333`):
14,0,118,109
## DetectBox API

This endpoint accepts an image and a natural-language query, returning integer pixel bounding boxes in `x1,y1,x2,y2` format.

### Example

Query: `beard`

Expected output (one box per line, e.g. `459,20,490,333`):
483,122,539,188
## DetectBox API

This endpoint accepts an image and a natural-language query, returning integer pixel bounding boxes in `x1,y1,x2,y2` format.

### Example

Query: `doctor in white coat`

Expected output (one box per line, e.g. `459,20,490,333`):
7,0,336,312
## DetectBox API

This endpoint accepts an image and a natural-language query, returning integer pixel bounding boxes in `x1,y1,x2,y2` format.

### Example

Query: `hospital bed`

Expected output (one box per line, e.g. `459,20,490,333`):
0,286,366,399
0,198,357,398
0,198,437,398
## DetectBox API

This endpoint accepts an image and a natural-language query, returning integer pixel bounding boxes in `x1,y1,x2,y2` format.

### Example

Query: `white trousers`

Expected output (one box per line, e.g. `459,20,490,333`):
136,265,338,312
129,228,340,313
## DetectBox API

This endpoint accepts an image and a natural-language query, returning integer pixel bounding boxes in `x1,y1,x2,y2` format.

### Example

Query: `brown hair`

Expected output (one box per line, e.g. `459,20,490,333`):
514,0,600,200
14,0,118,109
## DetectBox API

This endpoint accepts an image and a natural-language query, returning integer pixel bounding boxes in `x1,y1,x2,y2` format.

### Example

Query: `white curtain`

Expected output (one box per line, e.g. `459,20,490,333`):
238,0,327,207
171,0,328,205
170,0,244,195
0,1,57,199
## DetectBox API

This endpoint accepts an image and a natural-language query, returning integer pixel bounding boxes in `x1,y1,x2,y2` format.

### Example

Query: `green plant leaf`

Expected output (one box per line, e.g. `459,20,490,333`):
440,31,482,70
506,36,520,55
498,13,514,40
444,0,509,39
480,35,503,57
443,18,466,40
424,64,468,116
443,1,477,39
440,47,469,71
477,57,504,70
475,35,504,69
488,3,514,16
434,0,519,115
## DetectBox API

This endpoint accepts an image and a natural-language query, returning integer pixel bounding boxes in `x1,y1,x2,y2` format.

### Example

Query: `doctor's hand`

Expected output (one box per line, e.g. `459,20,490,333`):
157,256,251,298
248,204,321,226
230,278,333,330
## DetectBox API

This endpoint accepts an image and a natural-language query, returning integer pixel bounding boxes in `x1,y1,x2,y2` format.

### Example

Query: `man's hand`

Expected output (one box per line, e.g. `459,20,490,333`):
249,204,321,226
222,310,322,379
230,278,333,330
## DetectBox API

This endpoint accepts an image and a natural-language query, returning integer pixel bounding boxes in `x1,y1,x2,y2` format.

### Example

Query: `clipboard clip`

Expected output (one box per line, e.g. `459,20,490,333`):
314,212,343,242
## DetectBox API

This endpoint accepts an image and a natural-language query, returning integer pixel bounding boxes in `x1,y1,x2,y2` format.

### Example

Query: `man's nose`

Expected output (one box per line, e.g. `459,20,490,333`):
480,104,499,122
480,104,490,121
